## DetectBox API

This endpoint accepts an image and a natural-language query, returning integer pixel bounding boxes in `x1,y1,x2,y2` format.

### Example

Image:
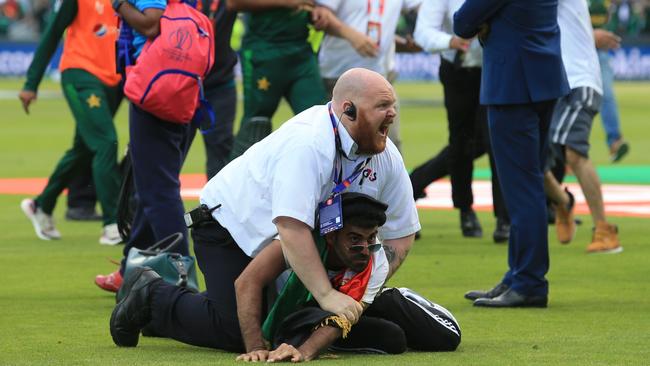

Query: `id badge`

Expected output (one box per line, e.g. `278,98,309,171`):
318,194,343,236
367,21,381,46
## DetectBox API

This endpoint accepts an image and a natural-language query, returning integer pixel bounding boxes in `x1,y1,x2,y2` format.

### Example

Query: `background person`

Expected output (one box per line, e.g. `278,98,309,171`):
101,0,199,293
315,0,423,152
455,0,570,308
589,0,630,162
410,0,510,242
543,0,622,255
226,0,329,159
19,0,123,245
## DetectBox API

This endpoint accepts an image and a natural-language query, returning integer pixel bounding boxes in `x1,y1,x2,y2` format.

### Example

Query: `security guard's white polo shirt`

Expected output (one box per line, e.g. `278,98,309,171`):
200,104,420,257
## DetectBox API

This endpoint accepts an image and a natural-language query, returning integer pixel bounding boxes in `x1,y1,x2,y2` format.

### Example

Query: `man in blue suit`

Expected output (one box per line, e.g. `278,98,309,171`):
454,0,569,307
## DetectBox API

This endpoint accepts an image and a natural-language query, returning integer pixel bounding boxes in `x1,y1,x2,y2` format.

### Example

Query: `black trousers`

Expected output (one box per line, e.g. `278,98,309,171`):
147,221,247,352
120,105,196,273
410,60,509,221
202,81,236,180
334,288,461,353
66,168,97,209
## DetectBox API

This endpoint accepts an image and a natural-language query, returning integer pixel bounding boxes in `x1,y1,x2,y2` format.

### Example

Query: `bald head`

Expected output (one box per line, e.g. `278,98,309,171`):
330,68,397,155
332,68,393,108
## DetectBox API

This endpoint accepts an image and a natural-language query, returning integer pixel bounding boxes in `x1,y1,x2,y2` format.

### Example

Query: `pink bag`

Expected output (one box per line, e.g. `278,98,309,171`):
124,0,214,124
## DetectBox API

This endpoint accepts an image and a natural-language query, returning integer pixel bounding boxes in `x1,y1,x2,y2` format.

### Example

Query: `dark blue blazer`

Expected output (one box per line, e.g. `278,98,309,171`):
453,0,570,105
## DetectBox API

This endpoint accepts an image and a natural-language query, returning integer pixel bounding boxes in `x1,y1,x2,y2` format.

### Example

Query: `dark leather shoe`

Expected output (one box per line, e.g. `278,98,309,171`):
492,218,510,243
110,267,162,347
66,207,102,221
460,209,483,238
464,282,509,301
473,288,547,308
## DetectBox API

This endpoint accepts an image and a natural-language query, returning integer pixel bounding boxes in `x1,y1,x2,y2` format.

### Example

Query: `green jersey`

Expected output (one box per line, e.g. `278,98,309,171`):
588,0,612,29
241,8,312,59
24,0,77,92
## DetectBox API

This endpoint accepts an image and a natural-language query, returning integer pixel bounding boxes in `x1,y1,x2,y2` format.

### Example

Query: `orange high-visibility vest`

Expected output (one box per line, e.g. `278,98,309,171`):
59,0,121,86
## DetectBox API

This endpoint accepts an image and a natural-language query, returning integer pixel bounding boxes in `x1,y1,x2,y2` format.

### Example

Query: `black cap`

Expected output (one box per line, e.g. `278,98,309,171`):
340,192,388,228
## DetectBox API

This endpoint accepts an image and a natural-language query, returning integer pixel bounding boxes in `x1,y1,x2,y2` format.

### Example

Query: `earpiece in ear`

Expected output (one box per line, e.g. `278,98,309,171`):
343,102,357,121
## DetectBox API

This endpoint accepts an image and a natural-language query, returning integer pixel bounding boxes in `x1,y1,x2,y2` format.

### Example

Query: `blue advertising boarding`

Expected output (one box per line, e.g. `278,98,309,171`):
0,41,649,81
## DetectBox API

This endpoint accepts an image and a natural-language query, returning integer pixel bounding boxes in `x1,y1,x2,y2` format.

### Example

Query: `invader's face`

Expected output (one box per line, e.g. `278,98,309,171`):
327,224,380,272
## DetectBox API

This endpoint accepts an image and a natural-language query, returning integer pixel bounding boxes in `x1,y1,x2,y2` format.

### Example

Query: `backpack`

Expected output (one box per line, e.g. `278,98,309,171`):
123,0,214,126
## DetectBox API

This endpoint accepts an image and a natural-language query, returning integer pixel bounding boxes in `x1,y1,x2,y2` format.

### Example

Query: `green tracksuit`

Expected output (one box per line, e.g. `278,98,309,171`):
230,8,327,158
23,0,122,225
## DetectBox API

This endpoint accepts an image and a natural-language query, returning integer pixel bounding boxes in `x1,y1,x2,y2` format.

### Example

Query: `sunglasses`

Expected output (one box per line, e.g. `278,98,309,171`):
348,243,382,253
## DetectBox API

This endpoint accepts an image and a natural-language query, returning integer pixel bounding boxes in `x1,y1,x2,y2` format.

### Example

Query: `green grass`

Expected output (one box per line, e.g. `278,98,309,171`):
1,80,649,365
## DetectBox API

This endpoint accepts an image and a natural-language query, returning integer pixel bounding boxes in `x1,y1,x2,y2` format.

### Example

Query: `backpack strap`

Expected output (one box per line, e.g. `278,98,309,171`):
192,79,217,135
115,18,135,79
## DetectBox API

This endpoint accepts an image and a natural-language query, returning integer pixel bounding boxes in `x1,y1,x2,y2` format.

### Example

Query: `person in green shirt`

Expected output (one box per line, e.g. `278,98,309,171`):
19,0,123,245
589,0,630,162
227,0,329,158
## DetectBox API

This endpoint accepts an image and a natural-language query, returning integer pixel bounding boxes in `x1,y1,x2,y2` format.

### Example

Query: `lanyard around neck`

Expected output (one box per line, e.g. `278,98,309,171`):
327,103,371,196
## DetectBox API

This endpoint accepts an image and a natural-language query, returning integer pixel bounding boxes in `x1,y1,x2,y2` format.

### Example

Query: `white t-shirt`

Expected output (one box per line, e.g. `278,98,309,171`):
318,0,422,78
557,0,603,93
414,0,482,67
200,104,420,257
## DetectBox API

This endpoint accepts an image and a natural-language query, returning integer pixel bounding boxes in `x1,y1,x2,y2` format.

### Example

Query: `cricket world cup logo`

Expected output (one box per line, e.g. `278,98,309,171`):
169,27,193,50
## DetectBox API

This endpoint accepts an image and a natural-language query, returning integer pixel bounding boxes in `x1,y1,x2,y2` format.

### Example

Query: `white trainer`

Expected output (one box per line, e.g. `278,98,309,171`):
21,198,62,240
100,223,122,245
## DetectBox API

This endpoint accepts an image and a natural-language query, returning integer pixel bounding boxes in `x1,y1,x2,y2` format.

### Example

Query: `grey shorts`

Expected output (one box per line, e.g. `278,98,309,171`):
548,86,602,158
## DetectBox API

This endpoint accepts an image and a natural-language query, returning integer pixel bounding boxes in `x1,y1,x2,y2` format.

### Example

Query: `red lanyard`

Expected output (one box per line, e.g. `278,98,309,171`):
367,0,385,18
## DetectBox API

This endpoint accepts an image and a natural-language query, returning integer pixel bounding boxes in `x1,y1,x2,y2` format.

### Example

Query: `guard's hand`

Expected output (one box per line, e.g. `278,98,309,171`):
449,36,471,52
318,289,363,325
593,29,621,50
349,32,379,58
18,90,37,115
236,349,270,362
267,343,304,363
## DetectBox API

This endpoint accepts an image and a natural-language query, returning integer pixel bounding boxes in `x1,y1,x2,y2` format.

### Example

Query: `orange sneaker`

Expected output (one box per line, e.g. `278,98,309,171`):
586,221,623,254
95,269,123,293
555,188,576,244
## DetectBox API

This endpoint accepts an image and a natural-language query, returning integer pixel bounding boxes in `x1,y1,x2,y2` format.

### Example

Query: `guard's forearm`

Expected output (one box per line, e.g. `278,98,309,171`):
117,3,162,38
383,235,414,279
276,218,332,301
298,326,342,361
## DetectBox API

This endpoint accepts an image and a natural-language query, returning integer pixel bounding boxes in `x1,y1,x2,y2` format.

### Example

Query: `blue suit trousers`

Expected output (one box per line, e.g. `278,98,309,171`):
488,101,555,297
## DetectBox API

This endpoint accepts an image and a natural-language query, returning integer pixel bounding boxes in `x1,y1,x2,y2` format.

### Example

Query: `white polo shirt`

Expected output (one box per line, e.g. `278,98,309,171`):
200,104,420,257
557,0,603,93
317,0,422,78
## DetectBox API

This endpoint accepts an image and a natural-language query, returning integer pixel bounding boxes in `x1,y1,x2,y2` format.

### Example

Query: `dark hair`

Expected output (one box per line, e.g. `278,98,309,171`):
340,192,388,229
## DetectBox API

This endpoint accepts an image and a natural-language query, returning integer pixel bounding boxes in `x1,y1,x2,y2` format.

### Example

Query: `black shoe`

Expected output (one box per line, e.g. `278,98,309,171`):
460,209,483,238
464,282,509,301
492,219,510,244
473,288,547,308
110,267,162,347
65,207,102,221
